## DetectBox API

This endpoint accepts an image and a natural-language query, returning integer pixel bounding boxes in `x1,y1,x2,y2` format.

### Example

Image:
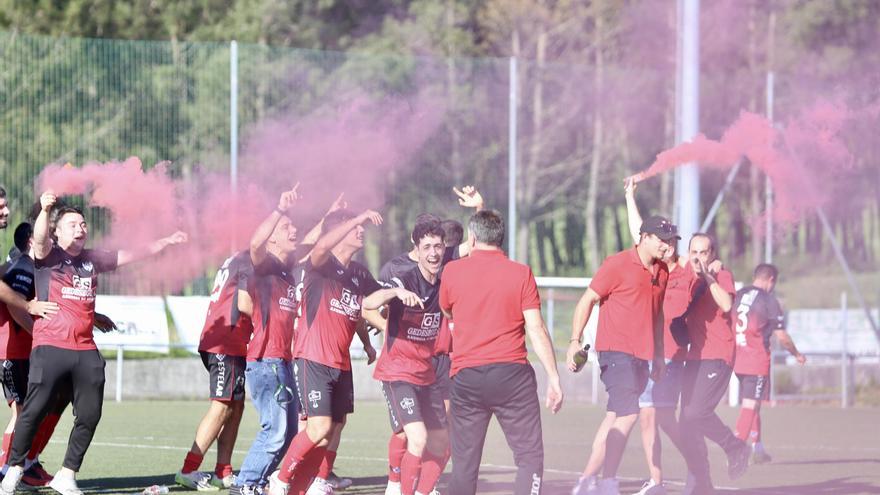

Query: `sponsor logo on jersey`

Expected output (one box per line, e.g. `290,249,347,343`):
62,275,95,300
405,311,441,341
278,284,297,312
330,288,361,320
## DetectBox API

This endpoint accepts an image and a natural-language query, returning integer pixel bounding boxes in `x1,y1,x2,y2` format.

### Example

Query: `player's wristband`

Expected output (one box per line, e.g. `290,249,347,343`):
274,207,285,215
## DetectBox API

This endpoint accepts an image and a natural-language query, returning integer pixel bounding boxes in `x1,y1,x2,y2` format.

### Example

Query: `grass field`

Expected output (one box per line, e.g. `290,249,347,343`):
3,400,878,495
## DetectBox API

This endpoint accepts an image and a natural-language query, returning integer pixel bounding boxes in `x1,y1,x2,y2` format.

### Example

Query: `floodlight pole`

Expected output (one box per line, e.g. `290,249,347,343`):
508,56,518,260
765,71,774,263
230,40,239,194
676,0,701,249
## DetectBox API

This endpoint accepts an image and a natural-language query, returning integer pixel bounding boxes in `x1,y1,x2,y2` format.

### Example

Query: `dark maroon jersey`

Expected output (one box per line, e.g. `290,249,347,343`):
0,254,35,359
292,256,381,370
32,246,118,351
246,255,297,361
199,251,254,356
373,266,442,385
733,285,785,376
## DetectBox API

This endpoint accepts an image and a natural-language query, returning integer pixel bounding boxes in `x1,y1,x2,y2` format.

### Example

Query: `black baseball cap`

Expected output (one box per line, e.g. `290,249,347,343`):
640,215,680,242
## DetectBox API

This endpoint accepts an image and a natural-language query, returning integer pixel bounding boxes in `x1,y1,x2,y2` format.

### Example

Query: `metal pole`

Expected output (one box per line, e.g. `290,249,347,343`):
816,207,880,343
764,71,775,263
230,40,239,193
116,345,124,403
677,0,701,250
841,291,849,408
508,56,518,260
699,159,743,232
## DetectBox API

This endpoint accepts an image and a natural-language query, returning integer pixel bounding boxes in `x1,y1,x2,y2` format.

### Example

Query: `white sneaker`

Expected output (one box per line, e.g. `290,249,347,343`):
0,466,23,495
632,479,666,495
47,471,84,495
175,470,219,491
268,471,289,495
305,478,334,495
598,478,620,495
211,473,236,489
571,475,599,495
385,480,402,495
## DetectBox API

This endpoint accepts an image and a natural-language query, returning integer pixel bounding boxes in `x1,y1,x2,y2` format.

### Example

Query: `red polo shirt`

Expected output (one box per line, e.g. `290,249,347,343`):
590,247,668,361
439,249,540,376
663,262,691,361
684,266,736,365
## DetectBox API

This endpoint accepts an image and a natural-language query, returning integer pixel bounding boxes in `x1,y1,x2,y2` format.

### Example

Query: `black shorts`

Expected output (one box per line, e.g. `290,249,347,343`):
381,381,447,433
293,358,353,423
2,359,29,405
200,352,246,401
737,373,770,401
430,353,452,400
598,351,649,416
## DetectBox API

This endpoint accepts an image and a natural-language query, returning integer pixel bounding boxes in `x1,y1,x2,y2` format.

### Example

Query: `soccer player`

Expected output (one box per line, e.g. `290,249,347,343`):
175,249,255,491
1,223,68,487
365,219,448,495
678,234,750,495
732,263,805,464
269,208,393,495
440,210,563,495
568,215,675,495
229,186,303,495
0,191,186,495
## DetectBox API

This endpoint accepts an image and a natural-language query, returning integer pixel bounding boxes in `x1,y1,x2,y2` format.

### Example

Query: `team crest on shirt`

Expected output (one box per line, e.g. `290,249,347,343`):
351,277,359,288
330,288,361,321
400,397,415,415
82,261,94,272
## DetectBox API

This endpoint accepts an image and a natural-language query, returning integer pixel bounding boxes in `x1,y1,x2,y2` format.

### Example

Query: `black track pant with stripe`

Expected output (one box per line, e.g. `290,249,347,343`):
679,359,743,484
449,362,544,495
10,345,105,471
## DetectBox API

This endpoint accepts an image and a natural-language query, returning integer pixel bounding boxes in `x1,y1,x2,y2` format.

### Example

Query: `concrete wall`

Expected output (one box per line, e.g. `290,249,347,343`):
104,358,880,402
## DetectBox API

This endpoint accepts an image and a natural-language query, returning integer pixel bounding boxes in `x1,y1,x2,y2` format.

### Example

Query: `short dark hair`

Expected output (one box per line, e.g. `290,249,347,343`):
411,220,446,246
411,213,442,244
688,232,715,252
0,186,6,198
50,205,85,240
468,210,505,247
321,209,356,235
754,263,778,281
440,219,464,246
13,222,32,252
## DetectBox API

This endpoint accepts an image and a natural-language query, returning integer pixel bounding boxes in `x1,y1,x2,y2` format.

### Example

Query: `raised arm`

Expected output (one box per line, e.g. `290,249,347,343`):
251,185,300,266
32,191,56,260
524,308,563,413
452,185,484,257
309,209,383,268
301,192,346,247
567,288,601,371
624,177,642,245
117,231,188,267
693,259,733,313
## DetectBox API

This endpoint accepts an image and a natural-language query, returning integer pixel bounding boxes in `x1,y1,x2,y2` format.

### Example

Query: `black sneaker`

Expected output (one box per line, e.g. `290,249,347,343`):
727,441,751,480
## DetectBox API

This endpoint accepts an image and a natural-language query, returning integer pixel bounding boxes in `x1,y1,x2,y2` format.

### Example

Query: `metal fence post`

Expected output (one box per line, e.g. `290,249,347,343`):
116,345,124,403
841,291,849,408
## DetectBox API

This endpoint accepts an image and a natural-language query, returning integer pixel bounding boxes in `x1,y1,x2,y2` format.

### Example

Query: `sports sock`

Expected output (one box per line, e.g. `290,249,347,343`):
278,432,318,483
214,463,233,478
750,410,762,443
28,413,61,460
316,449,337,479
734,407,756,442
388,433,407,482
415,449,447,494
400,452,422,495
0,432,13,466
289,447,326,495
182,451,204,474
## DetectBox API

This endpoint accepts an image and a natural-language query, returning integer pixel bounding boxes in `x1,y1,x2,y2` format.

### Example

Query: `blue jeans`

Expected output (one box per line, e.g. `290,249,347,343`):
238,359,298,486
